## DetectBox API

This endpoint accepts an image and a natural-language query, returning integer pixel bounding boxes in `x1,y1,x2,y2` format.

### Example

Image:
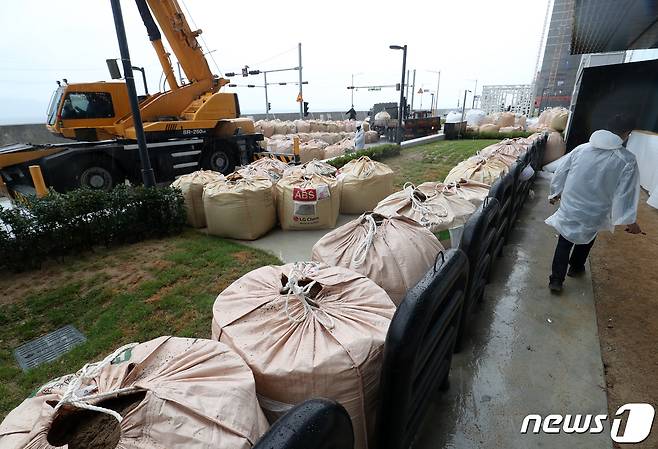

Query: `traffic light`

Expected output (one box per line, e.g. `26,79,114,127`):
267,102,271,112
396,83,401,91
303,102,309,117
241,65,249,77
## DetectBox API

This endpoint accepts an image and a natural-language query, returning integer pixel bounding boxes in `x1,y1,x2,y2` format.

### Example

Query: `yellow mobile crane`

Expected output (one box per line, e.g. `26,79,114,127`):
1,0,283,193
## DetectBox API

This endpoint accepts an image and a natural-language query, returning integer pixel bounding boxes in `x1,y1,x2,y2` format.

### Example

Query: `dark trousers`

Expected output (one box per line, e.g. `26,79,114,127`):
550,235,596,283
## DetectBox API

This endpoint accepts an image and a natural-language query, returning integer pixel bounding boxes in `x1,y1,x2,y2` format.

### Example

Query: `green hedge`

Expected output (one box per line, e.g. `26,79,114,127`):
461,130,534,140
0,186,186,272
327,144,401,168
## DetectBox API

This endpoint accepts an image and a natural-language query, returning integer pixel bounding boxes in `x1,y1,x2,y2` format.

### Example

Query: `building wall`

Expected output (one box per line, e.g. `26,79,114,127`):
535,0,581,110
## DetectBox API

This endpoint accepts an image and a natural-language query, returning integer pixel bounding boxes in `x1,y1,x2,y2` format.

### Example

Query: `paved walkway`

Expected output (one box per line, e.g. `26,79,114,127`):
416,177,611,448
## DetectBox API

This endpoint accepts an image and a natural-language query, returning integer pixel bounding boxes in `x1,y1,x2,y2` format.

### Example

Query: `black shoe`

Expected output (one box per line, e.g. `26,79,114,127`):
548,278,563,294
567,266,586,277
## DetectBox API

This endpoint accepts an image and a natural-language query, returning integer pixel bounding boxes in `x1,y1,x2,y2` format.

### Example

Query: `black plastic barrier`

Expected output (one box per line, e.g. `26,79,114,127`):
455,197,500,351
487,173,514,261
253,399,354,449
375,249,469,449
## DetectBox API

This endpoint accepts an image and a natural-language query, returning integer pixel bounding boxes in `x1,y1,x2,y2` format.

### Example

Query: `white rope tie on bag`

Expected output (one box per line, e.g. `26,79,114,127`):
281,262,335,329
54,342,139,423
351,213,378,266
404,183,449,228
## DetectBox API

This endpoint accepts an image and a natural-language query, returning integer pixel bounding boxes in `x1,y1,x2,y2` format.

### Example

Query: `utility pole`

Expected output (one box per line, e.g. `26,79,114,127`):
472,79,478,109
109,0,155,187
435,71,441,116
298,42,303,119
405,69,410,105
389,44,407,144
459,89,471,139
264,71,269,117
410,69,417,113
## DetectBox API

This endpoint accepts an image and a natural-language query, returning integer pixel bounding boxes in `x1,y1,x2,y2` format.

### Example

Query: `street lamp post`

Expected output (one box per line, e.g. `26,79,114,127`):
390,44,407,144
459,89,471,139
426,70,441,116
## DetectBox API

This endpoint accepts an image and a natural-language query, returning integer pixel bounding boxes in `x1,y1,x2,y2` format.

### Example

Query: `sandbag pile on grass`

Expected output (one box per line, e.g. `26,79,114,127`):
337,156,394,214
171,170,225,228
276,173,341,230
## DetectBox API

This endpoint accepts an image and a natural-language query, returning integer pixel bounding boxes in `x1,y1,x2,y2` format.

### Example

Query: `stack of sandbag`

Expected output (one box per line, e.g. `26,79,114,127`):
445,111,463,123
324,137,355,159
478,138,528,166
238,157,289,184
284,159,337,178
543,131,566,165
212,261,395,449
532,107,569,132
337,156,395,214
374,182,477,233
365,130,380,143
260,120,275,137
312,213,443,304
204,173,276,240
515,114,527,130
493,112,515,128
299,139,328,163
444,156,509,185
171,170,225,228
294,119,311,133
466,109,487,127
0,337,269,449
266,135,295,154
276,173,341,230
479,123,500,133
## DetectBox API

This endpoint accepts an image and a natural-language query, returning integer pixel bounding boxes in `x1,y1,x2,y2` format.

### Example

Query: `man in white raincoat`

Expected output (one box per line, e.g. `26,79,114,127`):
354,122,366,150
546,115,643,293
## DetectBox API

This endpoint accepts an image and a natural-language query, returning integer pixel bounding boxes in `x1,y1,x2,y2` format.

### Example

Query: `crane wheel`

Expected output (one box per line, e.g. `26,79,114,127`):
201,143,236,175
75,157,122,191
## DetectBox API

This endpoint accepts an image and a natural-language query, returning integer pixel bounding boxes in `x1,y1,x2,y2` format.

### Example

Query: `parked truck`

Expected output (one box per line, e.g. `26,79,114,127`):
0,0,291,195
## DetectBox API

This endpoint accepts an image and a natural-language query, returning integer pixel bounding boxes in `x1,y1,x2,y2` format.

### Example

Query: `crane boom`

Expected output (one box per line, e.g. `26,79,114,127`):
137,0,214,85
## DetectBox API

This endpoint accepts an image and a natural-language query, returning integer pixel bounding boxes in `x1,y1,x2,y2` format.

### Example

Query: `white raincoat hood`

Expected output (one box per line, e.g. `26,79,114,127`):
589,130,623,150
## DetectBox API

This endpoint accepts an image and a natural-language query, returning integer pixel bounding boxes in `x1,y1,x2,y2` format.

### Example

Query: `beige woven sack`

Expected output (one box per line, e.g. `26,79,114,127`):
312,213,442,304
494,112,515,128
294,120,310,133
238,158,289,185
299,140,328,163
550,109,569,132
204,174,276,240
478,138,527,166
211,261,395,449
365,130,379,143
276,174,341,230
324,138,355,159
440,179,491,207
338,156,395,214
479,123,500,133
283,160,337,178
544,131,566,165
0,337,268,449
444,156,509,186
374,182,477,233
171,170,225,228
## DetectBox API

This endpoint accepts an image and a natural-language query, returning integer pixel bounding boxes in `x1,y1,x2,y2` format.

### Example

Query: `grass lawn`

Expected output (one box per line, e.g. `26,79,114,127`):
385,139,499,187
0,230,280,419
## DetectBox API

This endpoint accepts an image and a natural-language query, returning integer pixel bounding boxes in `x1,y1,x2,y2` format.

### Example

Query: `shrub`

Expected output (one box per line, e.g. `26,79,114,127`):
327,144,401,168
0,185,186,271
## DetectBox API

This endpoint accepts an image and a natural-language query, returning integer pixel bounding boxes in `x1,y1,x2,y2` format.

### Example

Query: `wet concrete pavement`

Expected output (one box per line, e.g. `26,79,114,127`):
244,177,611,449
415,177,611,449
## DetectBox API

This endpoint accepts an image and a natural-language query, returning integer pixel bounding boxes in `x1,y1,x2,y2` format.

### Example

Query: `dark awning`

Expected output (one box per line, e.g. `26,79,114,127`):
571,0,658,54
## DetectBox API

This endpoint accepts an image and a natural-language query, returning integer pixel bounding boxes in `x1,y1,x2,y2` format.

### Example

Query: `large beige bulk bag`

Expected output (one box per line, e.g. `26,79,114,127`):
550,108,569,132
267,136,295,154
0,337,268,449
479,123,500,133
374,182,477,233
294,119,310,133
338,156,394,214
276,174,341,230
312,213,442,304
211,261,396,449
204,174,276,240
261,121,275,137
494,112,515,128
538,108,555,127
171,170,225,228
444,156,509,185
441,178,491,207
544,131,566,165
299,139,327,163
499,125,523,134
238,157,289,184
365,130,379,143
326,122,339,133
324,137,355,159
479,138,527,165
254,120,264,134
284,159,337,178
515,115,527,129
362,122,370,132
273,120,288,136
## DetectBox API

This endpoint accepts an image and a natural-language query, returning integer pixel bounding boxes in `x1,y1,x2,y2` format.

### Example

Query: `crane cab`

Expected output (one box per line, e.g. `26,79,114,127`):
46,82,131,141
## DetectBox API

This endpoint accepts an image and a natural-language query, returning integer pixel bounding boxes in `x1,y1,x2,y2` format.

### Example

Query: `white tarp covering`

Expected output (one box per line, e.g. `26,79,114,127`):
627,130,658,209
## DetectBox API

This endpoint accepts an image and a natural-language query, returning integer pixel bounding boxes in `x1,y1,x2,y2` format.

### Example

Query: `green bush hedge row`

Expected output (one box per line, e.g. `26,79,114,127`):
327,144,401,168
462,130,534,140
0,186,186,272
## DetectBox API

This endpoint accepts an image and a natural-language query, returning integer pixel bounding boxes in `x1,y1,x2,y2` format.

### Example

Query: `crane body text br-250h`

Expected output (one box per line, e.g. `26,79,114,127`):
0,0,287,193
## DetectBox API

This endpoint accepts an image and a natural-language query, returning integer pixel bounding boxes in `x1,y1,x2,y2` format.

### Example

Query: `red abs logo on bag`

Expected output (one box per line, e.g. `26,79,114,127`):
293,187,317,202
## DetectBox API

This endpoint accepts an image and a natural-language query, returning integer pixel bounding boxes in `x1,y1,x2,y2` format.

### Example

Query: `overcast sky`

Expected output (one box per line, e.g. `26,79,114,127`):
0,0,555,124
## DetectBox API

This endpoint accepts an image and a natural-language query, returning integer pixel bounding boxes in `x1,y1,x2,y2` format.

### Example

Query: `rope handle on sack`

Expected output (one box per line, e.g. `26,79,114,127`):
53,342,140,423
281,262,335,329
433,251,446,273
406,183,449,229
351,213,378,266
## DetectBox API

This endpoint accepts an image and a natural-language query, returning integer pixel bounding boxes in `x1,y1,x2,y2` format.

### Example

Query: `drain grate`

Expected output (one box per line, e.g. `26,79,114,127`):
14,325,86,372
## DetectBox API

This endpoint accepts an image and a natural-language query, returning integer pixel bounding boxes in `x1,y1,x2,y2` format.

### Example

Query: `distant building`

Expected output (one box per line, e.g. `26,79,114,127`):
534,0,581,111
480,85,533,115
